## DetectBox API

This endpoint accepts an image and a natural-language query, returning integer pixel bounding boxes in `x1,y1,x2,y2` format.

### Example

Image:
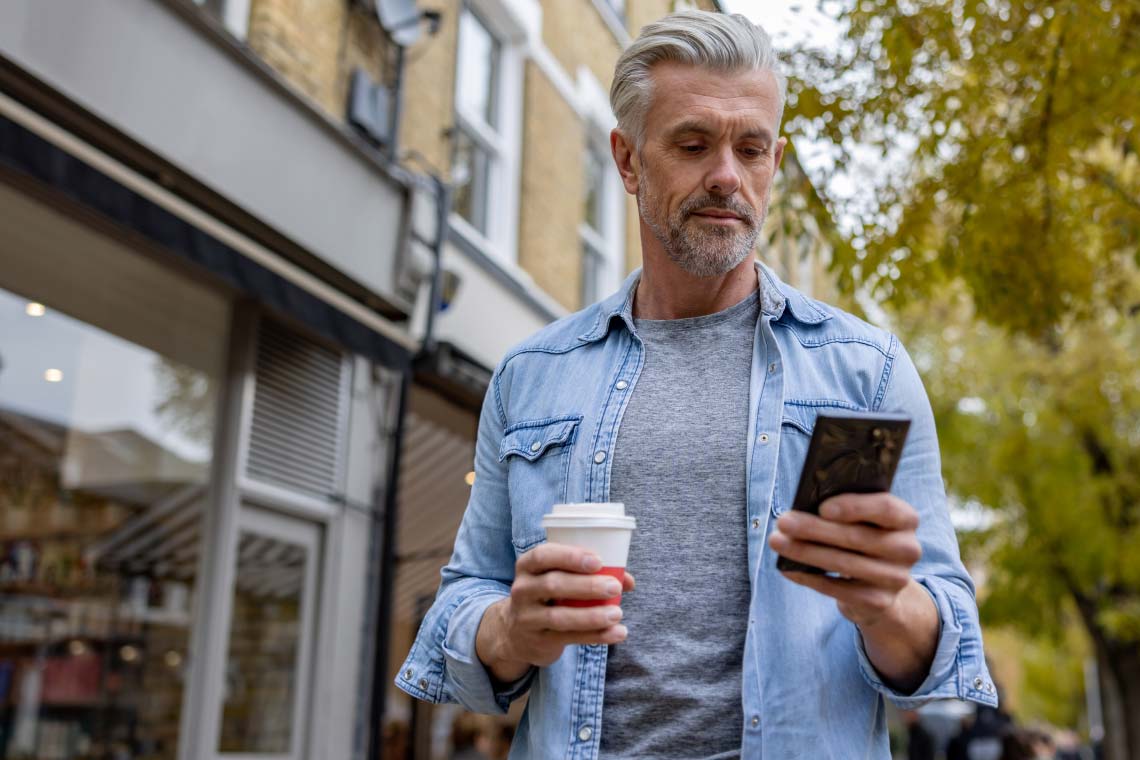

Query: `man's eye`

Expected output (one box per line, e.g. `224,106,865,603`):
741,147,765,158
681,145,704,153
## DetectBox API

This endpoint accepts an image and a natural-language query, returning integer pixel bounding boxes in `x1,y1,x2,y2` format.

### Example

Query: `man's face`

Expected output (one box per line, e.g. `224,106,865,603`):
632,62,786,278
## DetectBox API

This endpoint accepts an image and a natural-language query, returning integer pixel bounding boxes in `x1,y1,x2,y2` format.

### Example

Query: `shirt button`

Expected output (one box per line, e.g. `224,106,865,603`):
615,380,628,390
768,362,778,374
403,668,413,680
530,442,541,452
973,676,985,689
577,725,593,741
419,678,429,690
751,517,761,529
594,450,607,464
758,433,770,444
750,715,760,728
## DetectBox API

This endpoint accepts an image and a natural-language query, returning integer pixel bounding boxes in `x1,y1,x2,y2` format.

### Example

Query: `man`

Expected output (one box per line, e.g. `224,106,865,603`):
397,10,996,759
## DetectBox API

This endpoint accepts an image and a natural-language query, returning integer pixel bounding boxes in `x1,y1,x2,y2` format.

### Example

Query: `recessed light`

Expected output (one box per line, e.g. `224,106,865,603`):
68,639,88,657
44,369,64,383
165,650,183,668
25,302,45,317
119,644,140,663
464,471,476,486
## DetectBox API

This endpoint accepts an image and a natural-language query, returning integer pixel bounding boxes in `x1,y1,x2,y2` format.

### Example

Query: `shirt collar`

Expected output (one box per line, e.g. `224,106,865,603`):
578,260,831,344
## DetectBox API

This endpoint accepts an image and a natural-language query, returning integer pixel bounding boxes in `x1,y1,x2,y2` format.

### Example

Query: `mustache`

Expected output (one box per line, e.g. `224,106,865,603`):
679,195,757,226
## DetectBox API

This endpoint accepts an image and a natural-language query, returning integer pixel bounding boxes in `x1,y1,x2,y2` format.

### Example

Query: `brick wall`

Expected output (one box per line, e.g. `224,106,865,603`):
543,2,623,101
517,62,586,310
246,0,393,119
399,0,460,177
239,0,816,314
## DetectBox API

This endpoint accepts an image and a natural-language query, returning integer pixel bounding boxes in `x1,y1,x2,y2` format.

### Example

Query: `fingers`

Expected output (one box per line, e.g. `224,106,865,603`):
518,601,624,632
517,543,602,576
776,512,921,566
549,624,628,647
622,571,635,593
818,493,919,531
511,570,623,605
769,531,911,591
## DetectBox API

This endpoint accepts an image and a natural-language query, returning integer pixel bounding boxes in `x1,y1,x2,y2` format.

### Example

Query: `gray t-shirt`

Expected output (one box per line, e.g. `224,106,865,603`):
599,288,759,760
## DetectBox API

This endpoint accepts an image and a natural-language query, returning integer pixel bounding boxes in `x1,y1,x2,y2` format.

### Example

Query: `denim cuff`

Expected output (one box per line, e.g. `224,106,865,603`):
395,581,535,714
854,576,997,709
441,590,536,713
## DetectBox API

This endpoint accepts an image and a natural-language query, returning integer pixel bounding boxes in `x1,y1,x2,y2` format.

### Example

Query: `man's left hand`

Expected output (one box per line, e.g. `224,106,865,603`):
768,492,940,694
768,492,922,627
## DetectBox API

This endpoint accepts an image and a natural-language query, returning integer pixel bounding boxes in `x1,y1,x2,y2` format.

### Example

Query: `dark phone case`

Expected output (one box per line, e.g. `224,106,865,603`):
774,412,911,575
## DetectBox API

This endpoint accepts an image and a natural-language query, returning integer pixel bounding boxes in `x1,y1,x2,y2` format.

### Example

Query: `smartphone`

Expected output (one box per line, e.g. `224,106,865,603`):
775,411,911,575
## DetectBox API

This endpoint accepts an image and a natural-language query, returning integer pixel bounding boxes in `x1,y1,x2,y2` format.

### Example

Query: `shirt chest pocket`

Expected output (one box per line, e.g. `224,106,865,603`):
499,415,582,554
771,402,863,517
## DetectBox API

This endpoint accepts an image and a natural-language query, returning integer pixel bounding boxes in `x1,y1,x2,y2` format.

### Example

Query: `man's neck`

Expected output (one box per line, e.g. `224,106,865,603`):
633,246,760,321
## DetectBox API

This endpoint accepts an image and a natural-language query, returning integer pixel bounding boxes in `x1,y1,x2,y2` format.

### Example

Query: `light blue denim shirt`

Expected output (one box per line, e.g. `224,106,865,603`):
396,262,997,759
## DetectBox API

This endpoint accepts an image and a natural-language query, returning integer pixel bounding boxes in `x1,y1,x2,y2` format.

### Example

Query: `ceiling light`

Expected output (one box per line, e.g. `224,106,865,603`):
25,302,45,317
44,369,63,383
464,471,476,486
164,650,184,668
68,639,88,657
119,644,140,663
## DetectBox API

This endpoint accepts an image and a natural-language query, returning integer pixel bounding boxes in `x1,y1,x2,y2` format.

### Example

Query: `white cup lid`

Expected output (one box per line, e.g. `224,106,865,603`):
542,502,636,530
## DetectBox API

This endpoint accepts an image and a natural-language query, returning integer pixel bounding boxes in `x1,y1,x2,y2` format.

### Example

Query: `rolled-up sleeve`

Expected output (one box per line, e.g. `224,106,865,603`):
394,364,536,714
857,337,998,709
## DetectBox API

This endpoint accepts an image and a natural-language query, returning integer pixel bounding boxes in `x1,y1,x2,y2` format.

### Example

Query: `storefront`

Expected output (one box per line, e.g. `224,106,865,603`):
0,1,576,757
0,4,420,755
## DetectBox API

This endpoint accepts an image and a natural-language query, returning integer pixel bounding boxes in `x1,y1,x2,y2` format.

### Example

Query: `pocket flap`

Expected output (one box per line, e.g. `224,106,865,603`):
781,401,863,436
499,416,581,462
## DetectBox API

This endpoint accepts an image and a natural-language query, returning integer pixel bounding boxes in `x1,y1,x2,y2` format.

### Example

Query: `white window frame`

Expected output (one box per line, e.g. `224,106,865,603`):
179,311,379,760
213,504,323,760
449,0,531,265
590,0,631,45
576,67,625,306
193,0,251,39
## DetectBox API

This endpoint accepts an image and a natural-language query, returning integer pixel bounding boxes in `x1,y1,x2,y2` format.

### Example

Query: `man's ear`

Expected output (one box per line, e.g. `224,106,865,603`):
611,128,640,196
774,136,788,172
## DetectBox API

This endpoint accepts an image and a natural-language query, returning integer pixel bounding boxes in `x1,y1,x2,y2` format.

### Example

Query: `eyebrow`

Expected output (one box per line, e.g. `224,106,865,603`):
664,119,774,144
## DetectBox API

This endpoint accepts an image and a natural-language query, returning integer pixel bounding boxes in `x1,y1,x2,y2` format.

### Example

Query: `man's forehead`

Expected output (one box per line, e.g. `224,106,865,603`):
646,62,781,131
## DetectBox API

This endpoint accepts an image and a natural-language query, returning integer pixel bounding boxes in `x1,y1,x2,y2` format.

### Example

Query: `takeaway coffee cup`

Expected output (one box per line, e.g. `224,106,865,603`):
541,503,636,607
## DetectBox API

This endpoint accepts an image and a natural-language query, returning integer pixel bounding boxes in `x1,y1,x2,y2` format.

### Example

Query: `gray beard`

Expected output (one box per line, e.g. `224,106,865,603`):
638,177,765,278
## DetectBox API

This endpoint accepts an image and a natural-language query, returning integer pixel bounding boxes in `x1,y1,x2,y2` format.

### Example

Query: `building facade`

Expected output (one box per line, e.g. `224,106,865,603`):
0,1,837,759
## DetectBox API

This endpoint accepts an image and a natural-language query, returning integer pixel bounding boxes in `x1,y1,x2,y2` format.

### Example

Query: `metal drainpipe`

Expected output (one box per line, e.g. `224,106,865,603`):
386,43,406,164
421,173,451,356
368,170,451,760
368,366,410,760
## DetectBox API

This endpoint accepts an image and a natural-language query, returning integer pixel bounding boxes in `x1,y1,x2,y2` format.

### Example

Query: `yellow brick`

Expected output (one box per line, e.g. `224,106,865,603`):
246,0,388,117
518,62,586,310
398,0,460,177
543,1,622,97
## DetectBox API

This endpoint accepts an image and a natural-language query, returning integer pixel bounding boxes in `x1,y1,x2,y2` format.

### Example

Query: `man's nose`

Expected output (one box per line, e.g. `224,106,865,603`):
704,146,742,196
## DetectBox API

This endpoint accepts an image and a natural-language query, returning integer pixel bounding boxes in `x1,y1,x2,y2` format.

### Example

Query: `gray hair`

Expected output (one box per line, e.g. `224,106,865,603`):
610,10,787,148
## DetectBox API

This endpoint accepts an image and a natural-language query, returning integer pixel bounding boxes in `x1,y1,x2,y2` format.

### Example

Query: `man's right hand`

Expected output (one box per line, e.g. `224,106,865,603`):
475,543,634,684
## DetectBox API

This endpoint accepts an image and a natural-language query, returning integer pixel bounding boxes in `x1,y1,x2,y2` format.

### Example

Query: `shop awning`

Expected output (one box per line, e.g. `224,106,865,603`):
0,95,414,372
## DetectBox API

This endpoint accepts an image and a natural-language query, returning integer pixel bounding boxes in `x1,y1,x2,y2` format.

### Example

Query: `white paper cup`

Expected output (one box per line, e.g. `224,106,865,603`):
541,503,635,607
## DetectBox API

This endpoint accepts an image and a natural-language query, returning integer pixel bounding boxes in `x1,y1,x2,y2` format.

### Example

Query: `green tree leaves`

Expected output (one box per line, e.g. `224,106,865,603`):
780,1,1140,748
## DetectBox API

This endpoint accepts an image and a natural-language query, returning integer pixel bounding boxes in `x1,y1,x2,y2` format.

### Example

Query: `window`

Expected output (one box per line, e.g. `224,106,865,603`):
447,1,526,264
451,8,504,238
579,143,622,306
0,239,229,760
218,508,320,756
